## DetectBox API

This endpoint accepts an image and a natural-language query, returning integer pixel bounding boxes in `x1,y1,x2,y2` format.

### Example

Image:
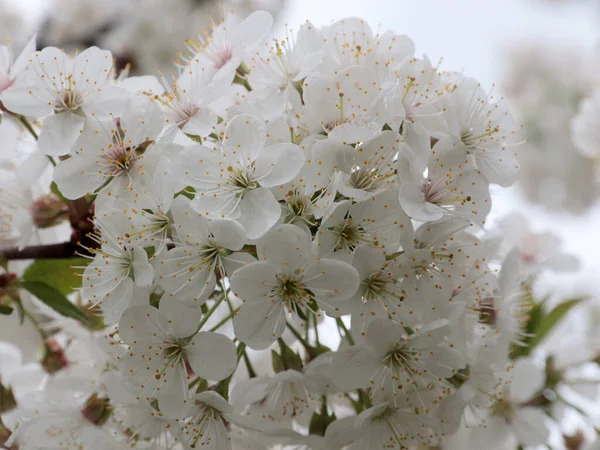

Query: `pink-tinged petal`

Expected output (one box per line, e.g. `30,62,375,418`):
186,332,236,381
233,299,286,350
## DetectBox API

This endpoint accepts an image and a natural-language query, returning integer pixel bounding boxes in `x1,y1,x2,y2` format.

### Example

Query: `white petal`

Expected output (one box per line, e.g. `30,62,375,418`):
187,332,237,381
11,34,36,76
256,224,311,271
364,319,404,357
331,346,379,391
183,107,218,137
118,305,168,344
233,299,286,350
207,219,247,251
224,113,266,162
508,358,545,404
328,122,381,144
100,278,135,325
237,187,281,239
398,181,444,222
83,84,130,118
254,143,305,187
304,258,360,303
513,407,550,446
38,112,85,156
229,261,278,301
53,152,105,199
133,246,154,288
158,298,203,338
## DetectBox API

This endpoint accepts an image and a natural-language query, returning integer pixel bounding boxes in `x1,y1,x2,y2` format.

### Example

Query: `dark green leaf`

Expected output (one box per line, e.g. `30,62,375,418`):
23,258,88,296
528,298,585,350
20,280,90,323
0,305,13,315
0,253,7,270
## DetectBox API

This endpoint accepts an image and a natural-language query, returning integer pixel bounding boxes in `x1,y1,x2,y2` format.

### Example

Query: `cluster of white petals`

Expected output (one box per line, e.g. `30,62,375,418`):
0,10,596,450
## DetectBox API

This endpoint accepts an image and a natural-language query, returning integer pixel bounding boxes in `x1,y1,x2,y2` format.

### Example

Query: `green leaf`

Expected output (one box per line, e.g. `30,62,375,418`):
527,298,585,350
0,305,13,315
23,258,87,296
0,253,7,270
20,280,90,324
50,182,69,203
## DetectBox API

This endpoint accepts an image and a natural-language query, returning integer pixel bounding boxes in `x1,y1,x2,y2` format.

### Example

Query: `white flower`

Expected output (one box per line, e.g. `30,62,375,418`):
346,245,454,339
1,46,129,156
273,136,339,230
117,302,237,416
230,224,359,349
156,195,253,304
184,11,273,83
249,21,324,113
325,397,437,449
299,66,387,144
0,35,36,94
494,212,579,276
446,77,521,187
397,136,491,225
177,391,234,450
332,318,461,405
321,18,414,75
53,100,181,212
462,358,551,449
178,113,305,239
336,130,403,202
317,189,413,262
572,88,600,159
232,370,320,422
80,219,154,324
156,67,230,138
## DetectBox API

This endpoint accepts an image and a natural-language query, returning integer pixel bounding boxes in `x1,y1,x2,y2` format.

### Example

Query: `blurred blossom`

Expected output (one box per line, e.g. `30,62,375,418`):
37,0,286,75
502,42,600,213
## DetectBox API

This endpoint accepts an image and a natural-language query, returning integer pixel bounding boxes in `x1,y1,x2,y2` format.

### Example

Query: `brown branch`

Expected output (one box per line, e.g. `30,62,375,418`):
1,241,80,260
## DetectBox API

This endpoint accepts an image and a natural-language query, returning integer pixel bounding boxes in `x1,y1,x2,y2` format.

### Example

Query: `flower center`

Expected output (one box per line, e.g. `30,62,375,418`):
274,274,311,314
227,166,259,192
349,166,385,192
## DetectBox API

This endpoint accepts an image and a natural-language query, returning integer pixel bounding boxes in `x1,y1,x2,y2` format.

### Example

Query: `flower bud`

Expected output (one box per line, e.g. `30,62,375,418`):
0,381,16,413
40,340,69,374
81,393,113,426
31,194,68,229
563,430,585,450
0,418,11,449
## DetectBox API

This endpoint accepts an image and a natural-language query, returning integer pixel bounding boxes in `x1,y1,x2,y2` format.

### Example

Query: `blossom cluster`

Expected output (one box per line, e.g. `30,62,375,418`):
0,10,595,450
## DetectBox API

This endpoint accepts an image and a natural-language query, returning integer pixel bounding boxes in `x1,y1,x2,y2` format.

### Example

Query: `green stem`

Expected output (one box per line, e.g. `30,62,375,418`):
336,318,354,346
313,314,320,347
208,307,239,332
242,349,257,378
191,292,226,336
286,322,312,350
